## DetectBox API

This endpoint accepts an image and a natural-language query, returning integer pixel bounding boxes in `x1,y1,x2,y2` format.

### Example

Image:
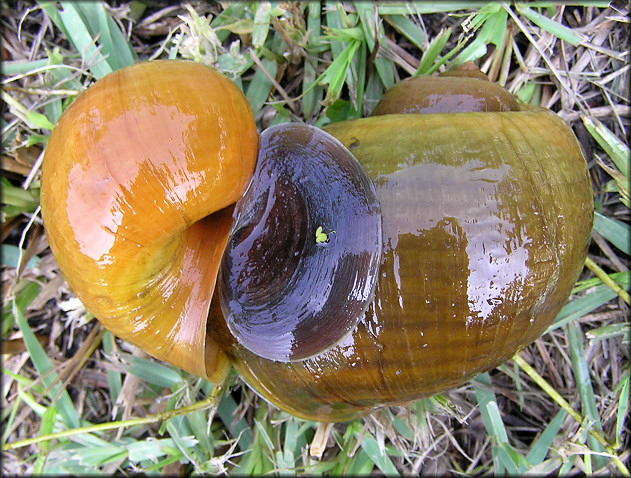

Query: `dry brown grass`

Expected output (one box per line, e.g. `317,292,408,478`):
2,1,629,474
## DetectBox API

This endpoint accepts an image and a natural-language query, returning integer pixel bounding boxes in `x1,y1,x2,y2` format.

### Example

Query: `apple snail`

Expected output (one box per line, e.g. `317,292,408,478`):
41,60,593,422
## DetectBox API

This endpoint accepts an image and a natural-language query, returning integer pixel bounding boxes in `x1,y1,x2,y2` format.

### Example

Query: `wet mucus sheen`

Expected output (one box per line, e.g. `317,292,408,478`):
208,76,592,422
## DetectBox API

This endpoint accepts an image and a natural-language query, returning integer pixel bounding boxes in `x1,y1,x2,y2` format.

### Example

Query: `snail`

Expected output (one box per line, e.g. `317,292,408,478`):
41,60,593,422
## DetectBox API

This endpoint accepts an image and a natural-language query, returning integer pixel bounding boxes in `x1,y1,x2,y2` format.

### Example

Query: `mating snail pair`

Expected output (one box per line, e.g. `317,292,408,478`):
41,60,593,422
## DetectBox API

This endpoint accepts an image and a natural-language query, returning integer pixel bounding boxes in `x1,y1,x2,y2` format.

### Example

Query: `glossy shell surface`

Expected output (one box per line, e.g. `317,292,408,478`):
371,76,520,115
41,60,594,423
209,108,593,421
41,60,258,379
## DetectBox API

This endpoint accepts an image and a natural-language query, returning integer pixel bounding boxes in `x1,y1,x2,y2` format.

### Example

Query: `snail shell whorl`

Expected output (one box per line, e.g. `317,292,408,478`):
215,98,593,422
371,74,520,115
41,61,258,380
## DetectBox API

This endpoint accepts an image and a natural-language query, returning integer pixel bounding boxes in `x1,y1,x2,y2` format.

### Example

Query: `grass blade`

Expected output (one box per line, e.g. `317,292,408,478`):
319,40,361,106
184,409,212,456
124,354,183,389
216,389,253,453
55,2,113,78
593,211,630,255
70,444,127,467
614,371,629,448
166,416,204,466
584,257,630,305
515,5,585,46
548,273,629,333
377,2,483,15
583,116,630,178
1,182,40,215
383,15,426,50
415,28,451,75
347,448,375,475
1,91,54,130
473,372,530,474
358,431,400,476
572,271,629,294
246,56,278,115
3,59,50,75
302,1,324,120
38,1,71,39
211,3,251,42
101,331,122,413
13,301,80,429
453,6,507,66
72,1,136,69
526,408,567,465
525,1,610,6
280,419,298,473
127,436,197,463
252,2,272,49
354,2,395,90
567,322,607,469
586,322,630,343
33,405,57,473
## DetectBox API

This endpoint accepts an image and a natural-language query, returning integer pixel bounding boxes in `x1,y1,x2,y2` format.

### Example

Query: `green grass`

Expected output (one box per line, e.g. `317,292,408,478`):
1,2,629,475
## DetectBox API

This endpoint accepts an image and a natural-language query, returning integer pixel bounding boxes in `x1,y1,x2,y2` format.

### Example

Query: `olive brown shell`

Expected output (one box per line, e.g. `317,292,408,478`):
209,107,593,422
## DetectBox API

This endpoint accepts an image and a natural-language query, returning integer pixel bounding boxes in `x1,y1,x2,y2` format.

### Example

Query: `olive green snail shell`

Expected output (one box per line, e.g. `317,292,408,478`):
209,73,593,422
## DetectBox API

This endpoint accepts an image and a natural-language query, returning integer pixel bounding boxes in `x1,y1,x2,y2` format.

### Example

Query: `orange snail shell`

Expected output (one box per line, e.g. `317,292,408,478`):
41,60,257,381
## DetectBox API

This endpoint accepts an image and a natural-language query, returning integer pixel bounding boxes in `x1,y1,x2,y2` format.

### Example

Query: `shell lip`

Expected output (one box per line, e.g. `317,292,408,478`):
218,123,382,362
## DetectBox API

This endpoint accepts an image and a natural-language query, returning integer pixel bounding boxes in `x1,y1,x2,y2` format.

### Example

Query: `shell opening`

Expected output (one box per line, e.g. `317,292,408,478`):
218,124,382,362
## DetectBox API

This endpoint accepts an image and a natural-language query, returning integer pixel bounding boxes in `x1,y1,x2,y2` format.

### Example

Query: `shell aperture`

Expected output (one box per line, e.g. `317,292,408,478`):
219,124,383,362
